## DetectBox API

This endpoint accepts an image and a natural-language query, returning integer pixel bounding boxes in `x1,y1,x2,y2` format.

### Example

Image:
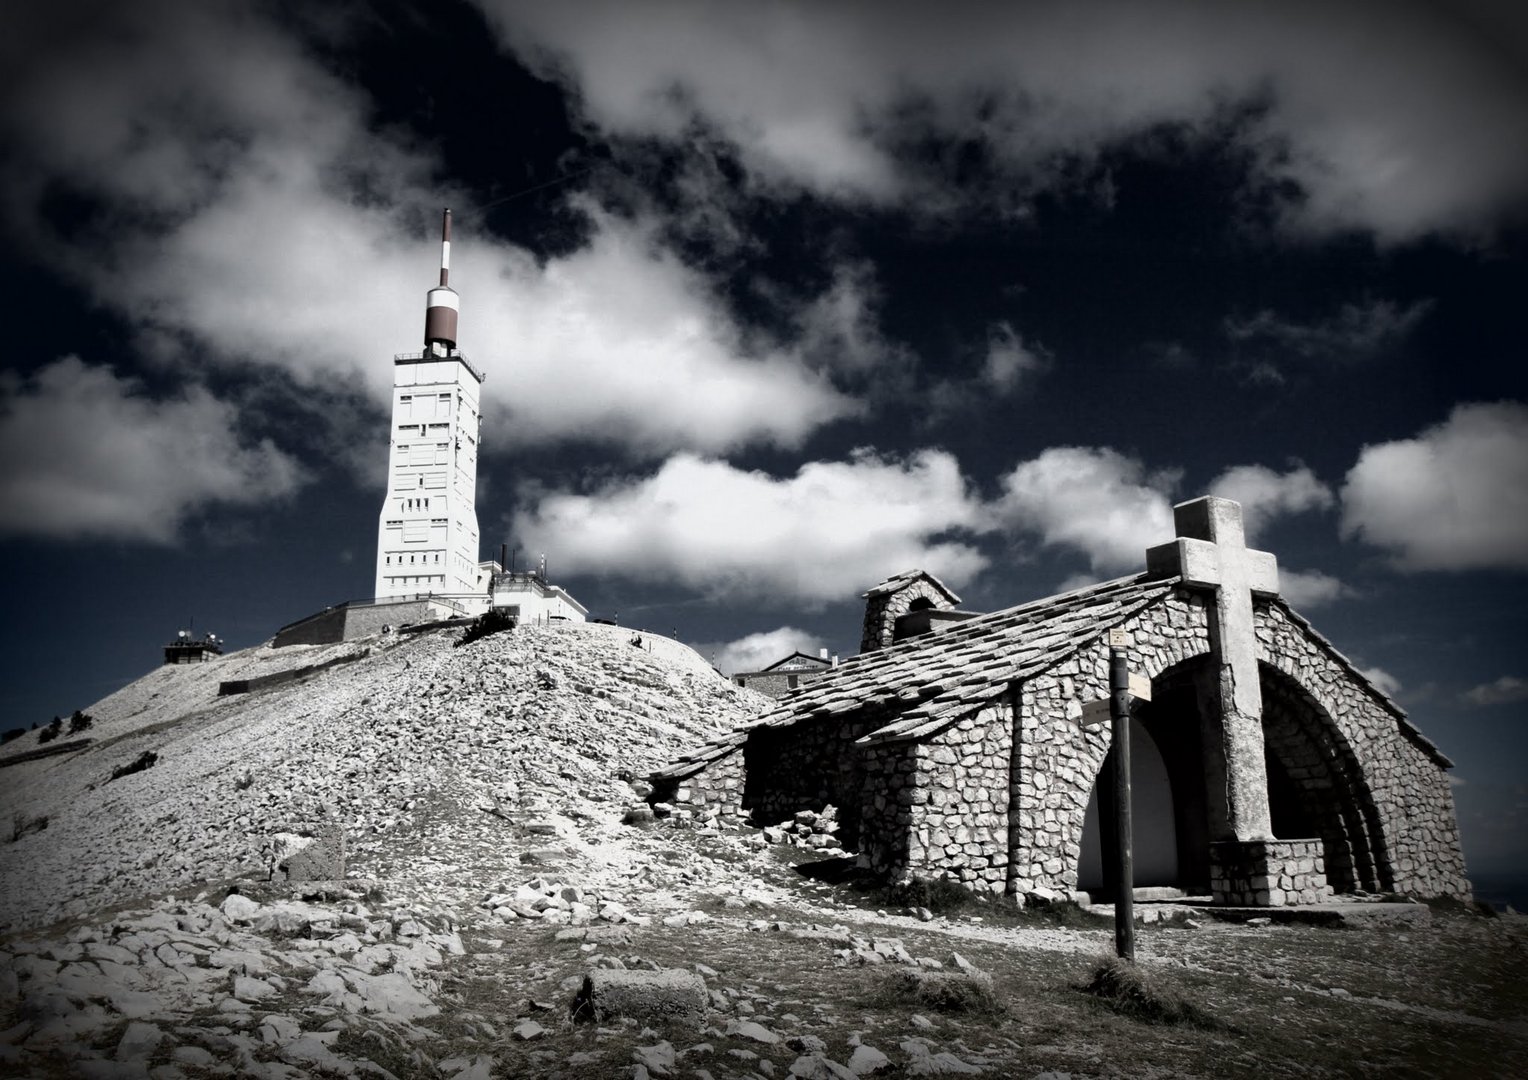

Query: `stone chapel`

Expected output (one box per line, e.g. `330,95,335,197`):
652,496,1470,907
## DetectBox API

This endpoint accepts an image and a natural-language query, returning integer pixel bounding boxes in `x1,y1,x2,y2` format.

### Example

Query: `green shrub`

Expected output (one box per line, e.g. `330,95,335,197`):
37,716,63,744
1,727,24,744
456,608,517,648
68,710,94,734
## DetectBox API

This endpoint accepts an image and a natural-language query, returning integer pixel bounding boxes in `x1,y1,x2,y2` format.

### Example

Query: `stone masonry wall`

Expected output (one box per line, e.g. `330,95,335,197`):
745,718,879,842
1210,838,1332,906
859,739,915,882
902,701,1014,893
1257,604,1470,899
1009,592,1214,900
657,747,746,822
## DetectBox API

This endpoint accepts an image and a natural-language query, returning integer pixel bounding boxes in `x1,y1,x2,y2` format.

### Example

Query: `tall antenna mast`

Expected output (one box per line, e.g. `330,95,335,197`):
423,208,458,353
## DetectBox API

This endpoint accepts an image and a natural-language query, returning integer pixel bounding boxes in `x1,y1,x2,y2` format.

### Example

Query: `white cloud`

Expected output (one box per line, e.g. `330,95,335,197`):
1462,676,1528,708
1359,666,1403,699
994,447,1177,574
0,1,860,462
929,322,1050,421
479,0,1528,240
514,449,991,602
1340,402,1528,571
790,261,911,379
982,322,1048,394
1208,463,1334,539
1224,299,1431,360
702,627,828,675
1279,569,1350,609
0,358,305,542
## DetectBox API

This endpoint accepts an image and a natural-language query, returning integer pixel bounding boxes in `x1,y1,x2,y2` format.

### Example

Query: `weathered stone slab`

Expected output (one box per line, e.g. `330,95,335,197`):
578,968,706,1023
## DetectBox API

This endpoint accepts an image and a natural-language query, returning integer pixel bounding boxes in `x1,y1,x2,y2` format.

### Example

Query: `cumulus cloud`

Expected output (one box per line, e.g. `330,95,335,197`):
702,627,828,675
981,323,1049,394
994,447,1177,574
0,0,859,462
0,358,305,542
1208,463,1335,539
479,0,1528,240
790,261,912,379
1462,676,1528,707
514,449,991,602
1359,666,1403,698
1279,569,1351,609
929,322,1050,421
1340,402,1528,571
1224,298,1432,361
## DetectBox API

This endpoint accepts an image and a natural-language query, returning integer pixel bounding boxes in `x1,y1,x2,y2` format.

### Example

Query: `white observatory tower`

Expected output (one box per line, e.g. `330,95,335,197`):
374,209,486,605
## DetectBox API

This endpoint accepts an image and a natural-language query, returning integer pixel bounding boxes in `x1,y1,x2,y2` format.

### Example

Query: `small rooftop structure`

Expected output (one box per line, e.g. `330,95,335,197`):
490,559,588,625
164,630,223,665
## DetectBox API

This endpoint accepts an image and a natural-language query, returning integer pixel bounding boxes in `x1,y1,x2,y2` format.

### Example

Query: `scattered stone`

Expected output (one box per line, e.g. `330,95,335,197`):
847,1044,892,1074
231,976,275,1003
633,1041,677,1075
115,1021,164,1061
790,1053,858,1079
726,1019,781,1045
220,895,262,923
900,1040,982,1075
513,1020,547,1041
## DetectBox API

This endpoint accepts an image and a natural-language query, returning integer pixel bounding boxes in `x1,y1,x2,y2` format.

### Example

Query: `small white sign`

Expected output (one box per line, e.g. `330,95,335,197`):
1075,674,1153,727
1108,628,1130,648
1079,699,1112,727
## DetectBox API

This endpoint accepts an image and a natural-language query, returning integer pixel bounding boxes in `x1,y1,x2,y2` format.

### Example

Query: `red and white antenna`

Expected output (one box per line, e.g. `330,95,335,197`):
423,208,459,351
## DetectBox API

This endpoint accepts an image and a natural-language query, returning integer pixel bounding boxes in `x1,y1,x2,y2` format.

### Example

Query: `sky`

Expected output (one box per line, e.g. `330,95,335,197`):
1,0,1525,884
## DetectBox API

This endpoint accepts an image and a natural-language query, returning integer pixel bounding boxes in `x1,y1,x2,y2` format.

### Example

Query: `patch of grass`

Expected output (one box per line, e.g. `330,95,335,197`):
457,608,516,648
1422,894,1497,918
1081,955,1223,1028
1022,900,1113,929
881,968,1004,1017
886,875,981,915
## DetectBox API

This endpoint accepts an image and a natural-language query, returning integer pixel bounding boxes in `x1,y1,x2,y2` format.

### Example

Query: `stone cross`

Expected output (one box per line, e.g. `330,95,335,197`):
1146,497,1279,841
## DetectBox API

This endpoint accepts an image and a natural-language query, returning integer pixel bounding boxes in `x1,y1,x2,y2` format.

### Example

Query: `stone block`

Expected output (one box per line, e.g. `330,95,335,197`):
578,969,707,1023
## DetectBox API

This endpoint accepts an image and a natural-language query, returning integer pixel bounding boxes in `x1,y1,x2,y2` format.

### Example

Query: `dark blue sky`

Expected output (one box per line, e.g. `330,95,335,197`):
1,0,1525,880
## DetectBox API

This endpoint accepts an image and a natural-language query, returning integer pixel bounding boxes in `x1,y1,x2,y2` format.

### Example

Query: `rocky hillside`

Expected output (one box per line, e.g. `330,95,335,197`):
0,622,768,933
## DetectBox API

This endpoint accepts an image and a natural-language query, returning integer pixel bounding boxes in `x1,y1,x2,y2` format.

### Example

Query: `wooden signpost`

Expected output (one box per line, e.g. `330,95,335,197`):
1076,628,1150,961
1108,629,1135,961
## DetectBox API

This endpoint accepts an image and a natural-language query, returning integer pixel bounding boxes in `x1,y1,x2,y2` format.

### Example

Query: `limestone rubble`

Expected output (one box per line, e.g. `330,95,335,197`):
0,623,765,932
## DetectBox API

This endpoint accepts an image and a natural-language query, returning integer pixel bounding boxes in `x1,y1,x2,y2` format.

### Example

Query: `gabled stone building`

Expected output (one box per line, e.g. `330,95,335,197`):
732,651,836,699
652,497,1469,907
